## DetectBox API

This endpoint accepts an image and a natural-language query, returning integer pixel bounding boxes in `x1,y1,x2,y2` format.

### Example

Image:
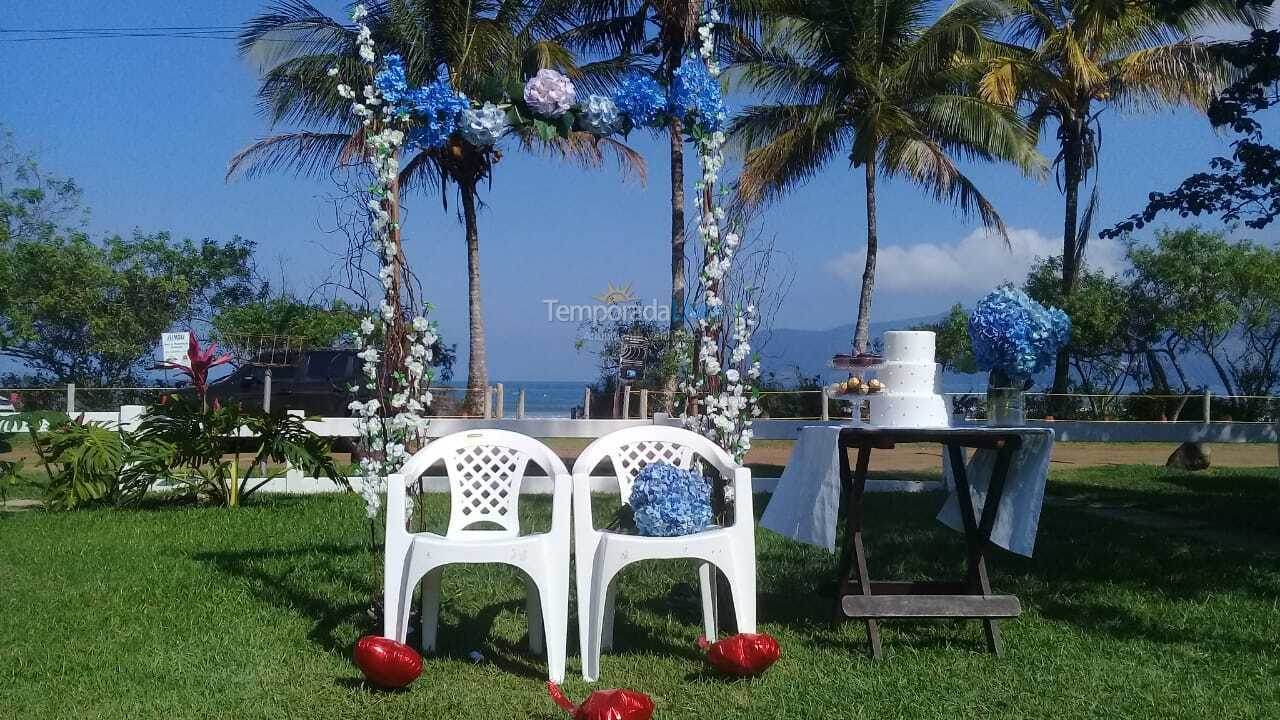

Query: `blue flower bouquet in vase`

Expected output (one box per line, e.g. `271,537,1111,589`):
969,285,1071,426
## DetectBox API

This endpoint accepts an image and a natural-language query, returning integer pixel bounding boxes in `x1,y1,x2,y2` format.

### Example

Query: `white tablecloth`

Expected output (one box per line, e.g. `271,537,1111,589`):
759,425,845,551
760,425,1054,557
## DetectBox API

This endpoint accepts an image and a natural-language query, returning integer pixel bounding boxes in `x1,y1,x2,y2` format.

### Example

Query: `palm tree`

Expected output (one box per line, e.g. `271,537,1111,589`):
564,1,751,334
731,0,1045,353
980,0,1266,397
230,0,642,414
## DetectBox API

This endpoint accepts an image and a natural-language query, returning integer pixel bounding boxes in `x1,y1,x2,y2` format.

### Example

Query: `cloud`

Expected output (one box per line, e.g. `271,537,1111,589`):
824,227,1126,296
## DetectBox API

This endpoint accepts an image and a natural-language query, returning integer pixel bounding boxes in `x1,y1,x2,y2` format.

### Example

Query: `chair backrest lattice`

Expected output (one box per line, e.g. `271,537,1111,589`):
445,443,530,538
608,440,697,504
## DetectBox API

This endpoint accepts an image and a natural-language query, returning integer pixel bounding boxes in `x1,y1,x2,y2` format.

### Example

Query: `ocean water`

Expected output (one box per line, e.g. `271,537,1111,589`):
439,380,592,418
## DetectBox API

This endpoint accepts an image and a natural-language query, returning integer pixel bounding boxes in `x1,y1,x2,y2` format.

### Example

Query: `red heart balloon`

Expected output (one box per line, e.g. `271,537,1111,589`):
700,633,781,677
548,682,655,720
354,635,423,689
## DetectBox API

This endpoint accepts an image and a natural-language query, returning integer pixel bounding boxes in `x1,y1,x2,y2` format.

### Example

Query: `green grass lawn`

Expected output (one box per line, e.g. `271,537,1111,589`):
3,481,1279,719
1049,465,1280,535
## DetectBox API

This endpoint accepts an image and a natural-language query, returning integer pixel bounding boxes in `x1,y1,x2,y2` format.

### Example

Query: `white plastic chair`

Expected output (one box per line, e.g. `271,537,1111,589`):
382,429,572,682
571,425,757,682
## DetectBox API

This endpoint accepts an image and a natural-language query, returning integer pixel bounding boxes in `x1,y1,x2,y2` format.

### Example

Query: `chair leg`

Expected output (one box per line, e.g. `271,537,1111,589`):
696,561,719,640
584,558,623,683
601,579,618,652
575,550,594,678
383,554,405,640
537,568,569,683
720,551,758,634
420,567,443,654
526,576,545,656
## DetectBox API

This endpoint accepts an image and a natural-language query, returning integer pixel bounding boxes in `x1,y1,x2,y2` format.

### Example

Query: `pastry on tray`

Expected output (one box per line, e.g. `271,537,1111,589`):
830,352,885,370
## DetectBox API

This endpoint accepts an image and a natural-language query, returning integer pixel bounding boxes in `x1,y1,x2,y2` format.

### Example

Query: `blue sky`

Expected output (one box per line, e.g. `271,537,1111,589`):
3,1,1274,381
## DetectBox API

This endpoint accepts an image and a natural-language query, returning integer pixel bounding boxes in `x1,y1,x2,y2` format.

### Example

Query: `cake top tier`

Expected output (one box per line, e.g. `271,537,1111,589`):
883,330,937,364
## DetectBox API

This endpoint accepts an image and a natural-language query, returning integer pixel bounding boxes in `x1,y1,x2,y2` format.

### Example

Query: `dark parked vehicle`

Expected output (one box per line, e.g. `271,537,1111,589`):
206,349,367,416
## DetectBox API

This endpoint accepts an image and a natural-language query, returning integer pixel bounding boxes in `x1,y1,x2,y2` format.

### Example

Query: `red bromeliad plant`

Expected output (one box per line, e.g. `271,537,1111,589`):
155,334,233,408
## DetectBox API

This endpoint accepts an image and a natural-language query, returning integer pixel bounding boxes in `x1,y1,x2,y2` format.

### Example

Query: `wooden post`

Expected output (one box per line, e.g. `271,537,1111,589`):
639,389,649,418
495,383,505,419
821,387,830,421
263,368,273,413
1203,389,1212,423
622,385,633,418
483,386,492,419
583,387,591,420
517,388,526,419
66,383,76,414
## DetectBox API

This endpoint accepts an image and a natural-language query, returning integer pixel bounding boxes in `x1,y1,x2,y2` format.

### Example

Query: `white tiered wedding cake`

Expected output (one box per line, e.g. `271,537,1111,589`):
869,330,951,428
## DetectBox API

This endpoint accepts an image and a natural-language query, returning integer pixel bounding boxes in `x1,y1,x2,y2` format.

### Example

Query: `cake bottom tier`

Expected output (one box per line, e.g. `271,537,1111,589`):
869,394,951,429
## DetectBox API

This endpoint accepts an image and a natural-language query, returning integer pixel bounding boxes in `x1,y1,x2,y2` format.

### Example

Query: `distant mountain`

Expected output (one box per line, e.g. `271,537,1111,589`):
759,313,1232,394
758,312,994,391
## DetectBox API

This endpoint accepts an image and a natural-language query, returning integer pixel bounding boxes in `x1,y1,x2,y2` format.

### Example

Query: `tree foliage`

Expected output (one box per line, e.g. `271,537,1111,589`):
1105,28,1280,236
1128,226,1280,399
212,295,363,351
914,304,978,375
0,139,259,386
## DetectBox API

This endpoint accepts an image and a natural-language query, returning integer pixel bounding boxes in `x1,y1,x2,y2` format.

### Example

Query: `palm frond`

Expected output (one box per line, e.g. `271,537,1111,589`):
1105,40,1227,112
880,134,1009,242
226,132,362,182
731,103,849,209
511,129,648,185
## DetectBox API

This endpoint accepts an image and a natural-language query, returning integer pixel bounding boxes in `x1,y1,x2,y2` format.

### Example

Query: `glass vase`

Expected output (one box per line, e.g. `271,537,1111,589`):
986,385,1025,427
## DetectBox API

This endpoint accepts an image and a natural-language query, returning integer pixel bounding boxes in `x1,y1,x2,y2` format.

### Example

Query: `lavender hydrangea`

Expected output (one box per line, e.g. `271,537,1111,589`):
629,462,712,537
407,80,469,149
671,56,725,132
579,94,621,135
374,53,410,108
612,72,667,128
969,285,1072,382
523,68,576,117
459,102,509,146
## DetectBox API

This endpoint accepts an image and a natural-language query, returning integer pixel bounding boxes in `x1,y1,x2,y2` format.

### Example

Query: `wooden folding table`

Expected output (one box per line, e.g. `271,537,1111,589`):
835,426,1044,658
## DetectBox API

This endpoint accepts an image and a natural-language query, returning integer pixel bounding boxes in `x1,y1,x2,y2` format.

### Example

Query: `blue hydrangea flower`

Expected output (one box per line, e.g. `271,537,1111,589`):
579,94,622,136
406,80,469,149
969,285,1072,382
374,53,410,108
612,72,667,128
629,462,712,537
459,102,509,146
671,56,725,132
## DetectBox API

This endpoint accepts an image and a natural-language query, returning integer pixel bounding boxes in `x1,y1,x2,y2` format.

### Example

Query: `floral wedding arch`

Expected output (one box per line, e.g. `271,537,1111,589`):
334,2,760,518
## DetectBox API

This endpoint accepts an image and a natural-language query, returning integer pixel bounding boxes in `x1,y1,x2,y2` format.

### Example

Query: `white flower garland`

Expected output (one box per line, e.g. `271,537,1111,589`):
339,5,438,518
679,8,761,463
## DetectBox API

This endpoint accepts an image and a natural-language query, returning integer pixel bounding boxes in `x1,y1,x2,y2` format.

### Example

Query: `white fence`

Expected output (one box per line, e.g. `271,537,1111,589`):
7,405,1265,494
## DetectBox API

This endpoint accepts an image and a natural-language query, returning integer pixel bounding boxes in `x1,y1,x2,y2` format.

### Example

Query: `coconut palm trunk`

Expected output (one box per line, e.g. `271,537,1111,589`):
1051,116,1086,404
853,158,878,354
459,181,488,416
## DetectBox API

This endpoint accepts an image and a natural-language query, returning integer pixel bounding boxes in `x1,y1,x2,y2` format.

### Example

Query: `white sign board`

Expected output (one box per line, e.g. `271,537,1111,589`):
161,332,191,364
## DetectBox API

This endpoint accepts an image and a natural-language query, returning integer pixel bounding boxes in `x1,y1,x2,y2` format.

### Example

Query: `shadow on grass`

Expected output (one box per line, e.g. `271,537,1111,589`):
193,543,373,658
194,541,562,681
755,491,1280,653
